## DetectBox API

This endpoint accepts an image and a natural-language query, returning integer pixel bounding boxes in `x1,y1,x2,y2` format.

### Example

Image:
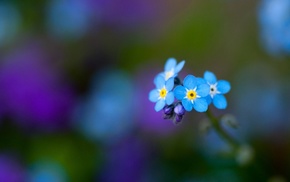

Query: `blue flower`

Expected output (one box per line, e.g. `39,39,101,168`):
160,58,185,81
204,71,231,109
149,75,175,112
174,75,209,112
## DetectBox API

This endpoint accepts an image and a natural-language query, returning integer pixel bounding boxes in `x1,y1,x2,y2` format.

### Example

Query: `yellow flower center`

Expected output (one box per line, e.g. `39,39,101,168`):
186,90,197,100
159,87,168,99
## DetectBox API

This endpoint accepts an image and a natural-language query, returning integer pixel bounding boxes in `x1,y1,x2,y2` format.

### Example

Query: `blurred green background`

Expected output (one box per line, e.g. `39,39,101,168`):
0,0,290,181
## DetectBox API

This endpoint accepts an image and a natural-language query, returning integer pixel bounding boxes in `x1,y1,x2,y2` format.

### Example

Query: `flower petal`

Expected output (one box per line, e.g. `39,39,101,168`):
182,99,193,111
196,77,206,85
193,98,208,112
165,77,174,91
204,71,217,84
155,99,165,112
174,85,186,100
164,58,177,71
217,80,231,94
205,95,212,105
166,92,174,105
183,75,197,89
196,83,210,97
149,89,159,102
154,75,165,89
213,94,227,109
174,60,185,73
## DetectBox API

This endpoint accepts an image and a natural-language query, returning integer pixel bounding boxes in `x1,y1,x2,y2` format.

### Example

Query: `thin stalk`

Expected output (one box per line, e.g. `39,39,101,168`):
205,109,239,150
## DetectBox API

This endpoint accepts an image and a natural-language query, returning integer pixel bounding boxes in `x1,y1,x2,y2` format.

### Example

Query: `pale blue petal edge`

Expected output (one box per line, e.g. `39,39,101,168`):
166,92,174,105
204,71,217,84
213,94,227,109
174,85,186,100
182,99,193,111
196,77,206,85
193,98,208,112
164,58,177,71
196,83,210,97
217,80,231,94
174,60,185,73
165,77,174,91
205,95,212,105
183,75,197,89
154,75,165,89
155,99,165,111
149,89,159,102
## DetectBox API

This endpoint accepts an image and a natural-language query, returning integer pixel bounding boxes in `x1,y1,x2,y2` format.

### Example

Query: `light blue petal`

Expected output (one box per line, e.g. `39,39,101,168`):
165,77,174,91
204,71,217,84
156,72,164,80
183,75,197,89
182,99,193,111
166,92,174,105
149,89,159,102
164,58,177,71
193,98,208,112
155,99,165,112
196,77,206,85
174,85,186,100
217,80,231,94
205,95,212,105
174,60,185,73
196,83,210,97
154,75,165,89
213,94,227,109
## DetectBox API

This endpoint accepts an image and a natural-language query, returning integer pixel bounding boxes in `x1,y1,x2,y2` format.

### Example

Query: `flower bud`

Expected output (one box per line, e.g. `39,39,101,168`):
163,105,174,119
173,114,183,125
174,103,185,116
221,114,239,129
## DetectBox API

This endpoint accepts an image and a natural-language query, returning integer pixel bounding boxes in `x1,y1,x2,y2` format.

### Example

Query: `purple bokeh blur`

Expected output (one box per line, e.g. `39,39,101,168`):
0,42,75,131
0,154,26,182
87,0,163,28
99,137,149,182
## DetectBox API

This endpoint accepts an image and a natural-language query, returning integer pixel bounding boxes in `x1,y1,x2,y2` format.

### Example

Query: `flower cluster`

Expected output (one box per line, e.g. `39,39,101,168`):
149,58,231,124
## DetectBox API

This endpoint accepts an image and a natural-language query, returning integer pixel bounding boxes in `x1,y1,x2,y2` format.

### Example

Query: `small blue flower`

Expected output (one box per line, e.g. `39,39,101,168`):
149,75,175,112
174,75,209,112
204,71,231,109
160,58,185,81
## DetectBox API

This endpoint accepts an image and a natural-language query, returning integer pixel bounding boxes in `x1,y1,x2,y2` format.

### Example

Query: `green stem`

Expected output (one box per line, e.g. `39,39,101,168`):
205,109,239,150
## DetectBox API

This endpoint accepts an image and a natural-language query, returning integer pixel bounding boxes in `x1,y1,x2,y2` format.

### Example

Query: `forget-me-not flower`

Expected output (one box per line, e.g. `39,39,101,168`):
149,75,174,112
160,58,185,81
204,71,231,109
174,75,209,112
